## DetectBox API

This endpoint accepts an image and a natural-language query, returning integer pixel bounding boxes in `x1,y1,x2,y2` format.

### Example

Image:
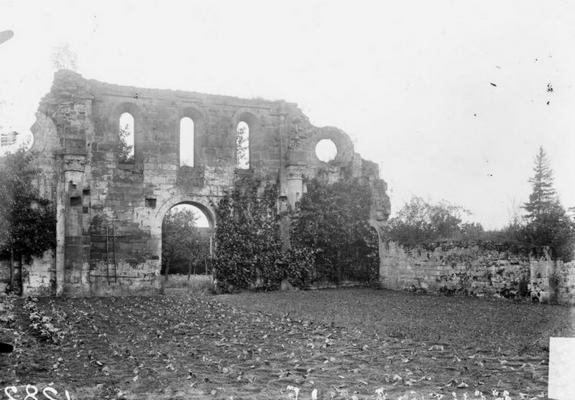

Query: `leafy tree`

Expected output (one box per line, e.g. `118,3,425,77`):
0,149,56,292
118,124,134,163
161,207,207,278
522,203,574,261
384,196,478,248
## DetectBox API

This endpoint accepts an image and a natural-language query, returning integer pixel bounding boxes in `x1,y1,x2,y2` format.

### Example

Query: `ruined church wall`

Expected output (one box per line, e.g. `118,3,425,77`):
28,70,390,296
37,73,287,296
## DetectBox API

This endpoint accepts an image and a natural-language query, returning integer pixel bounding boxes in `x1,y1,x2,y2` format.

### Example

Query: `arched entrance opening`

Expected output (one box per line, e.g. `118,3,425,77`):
161,203,213,288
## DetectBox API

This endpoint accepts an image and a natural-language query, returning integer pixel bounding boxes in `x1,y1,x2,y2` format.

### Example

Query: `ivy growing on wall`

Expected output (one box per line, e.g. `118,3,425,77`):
291,178,379,284
0,149,56,263
212,174,378,292
212,174,314,292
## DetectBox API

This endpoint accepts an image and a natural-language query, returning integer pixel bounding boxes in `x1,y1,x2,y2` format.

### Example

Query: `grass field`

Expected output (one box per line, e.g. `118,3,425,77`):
1,288,572,399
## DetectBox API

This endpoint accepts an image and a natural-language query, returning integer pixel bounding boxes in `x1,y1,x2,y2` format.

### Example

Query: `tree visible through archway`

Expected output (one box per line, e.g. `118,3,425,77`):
161,204,212,288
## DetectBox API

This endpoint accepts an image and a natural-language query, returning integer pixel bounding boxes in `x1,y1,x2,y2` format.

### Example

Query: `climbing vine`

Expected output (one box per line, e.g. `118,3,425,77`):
212,174,314,292
291,177,379,284
0,150,56,265
212,174,378,292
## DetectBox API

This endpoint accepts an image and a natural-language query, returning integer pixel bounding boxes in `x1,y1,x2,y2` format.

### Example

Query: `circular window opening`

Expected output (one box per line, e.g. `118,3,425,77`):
315,139,337,162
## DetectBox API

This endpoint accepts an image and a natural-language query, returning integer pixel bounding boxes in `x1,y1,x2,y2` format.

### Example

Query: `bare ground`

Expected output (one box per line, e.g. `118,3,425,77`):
0,288,573,399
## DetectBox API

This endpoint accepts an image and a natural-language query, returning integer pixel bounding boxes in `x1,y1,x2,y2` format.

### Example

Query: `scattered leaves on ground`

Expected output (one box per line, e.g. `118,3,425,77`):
1,288,571,399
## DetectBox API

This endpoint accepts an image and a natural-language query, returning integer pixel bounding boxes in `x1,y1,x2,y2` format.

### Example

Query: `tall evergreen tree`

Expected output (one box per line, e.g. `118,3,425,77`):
521,146,575,261
522,147,558,220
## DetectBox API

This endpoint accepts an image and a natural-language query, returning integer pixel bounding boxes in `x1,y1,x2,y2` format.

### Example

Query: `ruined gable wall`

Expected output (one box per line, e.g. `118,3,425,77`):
32,70,389,296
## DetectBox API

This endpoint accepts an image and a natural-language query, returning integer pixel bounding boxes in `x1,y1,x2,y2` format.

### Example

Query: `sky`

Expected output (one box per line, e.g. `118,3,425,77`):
1,0,574,229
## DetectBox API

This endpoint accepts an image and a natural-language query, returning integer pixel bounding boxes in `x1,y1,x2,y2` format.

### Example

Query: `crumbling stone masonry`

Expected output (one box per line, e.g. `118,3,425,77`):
26,70,390,296
379,242,575,305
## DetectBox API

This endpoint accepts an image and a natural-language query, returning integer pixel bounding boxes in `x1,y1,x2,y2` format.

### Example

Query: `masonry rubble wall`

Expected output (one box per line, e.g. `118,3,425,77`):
379,241,575,305
545,259,575,305
17,70,390,296
21,251,55,297
0,251,54,297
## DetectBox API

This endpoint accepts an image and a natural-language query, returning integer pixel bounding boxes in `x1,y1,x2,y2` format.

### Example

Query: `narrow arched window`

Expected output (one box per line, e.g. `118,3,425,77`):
119,112,134,163
180,117,195,167
236,121,249,169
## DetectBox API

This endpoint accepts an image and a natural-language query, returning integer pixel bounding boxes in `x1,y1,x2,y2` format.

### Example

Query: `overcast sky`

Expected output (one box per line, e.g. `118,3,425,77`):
1,0,574,229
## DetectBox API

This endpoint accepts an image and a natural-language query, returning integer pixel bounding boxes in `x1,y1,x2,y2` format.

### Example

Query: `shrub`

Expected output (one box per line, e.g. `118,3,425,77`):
212,175,377,291
291,178,379,284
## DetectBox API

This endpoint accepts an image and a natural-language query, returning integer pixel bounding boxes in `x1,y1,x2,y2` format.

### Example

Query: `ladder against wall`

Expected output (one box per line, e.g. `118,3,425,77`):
89,223,117,284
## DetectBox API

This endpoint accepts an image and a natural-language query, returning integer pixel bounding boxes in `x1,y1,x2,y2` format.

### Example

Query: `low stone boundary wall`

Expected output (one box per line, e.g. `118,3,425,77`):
0,251,54,296
379,241,575,305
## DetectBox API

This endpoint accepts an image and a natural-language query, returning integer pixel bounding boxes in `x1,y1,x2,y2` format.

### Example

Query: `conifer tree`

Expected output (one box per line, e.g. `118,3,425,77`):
522,146,558,220
521,146,575,261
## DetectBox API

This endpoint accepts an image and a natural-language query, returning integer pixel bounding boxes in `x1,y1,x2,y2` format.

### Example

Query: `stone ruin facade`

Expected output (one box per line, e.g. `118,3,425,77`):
16,70,390,296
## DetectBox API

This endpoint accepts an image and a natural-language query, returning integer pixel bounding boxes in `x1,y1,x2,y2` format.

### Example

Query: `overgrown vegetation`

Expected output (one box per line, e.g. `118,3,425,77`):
212,176,278,291
489,148,575,261
24,297,66,344
383,196,483,249
384,146,575,262
212,175,376,292
518,147,575,261
0,150,56,292
212,175,311,291
291,178,379,283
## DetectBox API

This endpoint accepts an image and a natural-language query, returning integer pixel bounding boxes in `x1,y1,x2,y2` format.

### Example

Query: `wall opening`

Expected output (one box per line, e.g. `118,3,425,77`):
145,198,157,208
179,117,195,167
236,121,250,169
70,196,82,206
119,112,134,163
0,129,33,156
315,139,337,162
161,204,213,288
